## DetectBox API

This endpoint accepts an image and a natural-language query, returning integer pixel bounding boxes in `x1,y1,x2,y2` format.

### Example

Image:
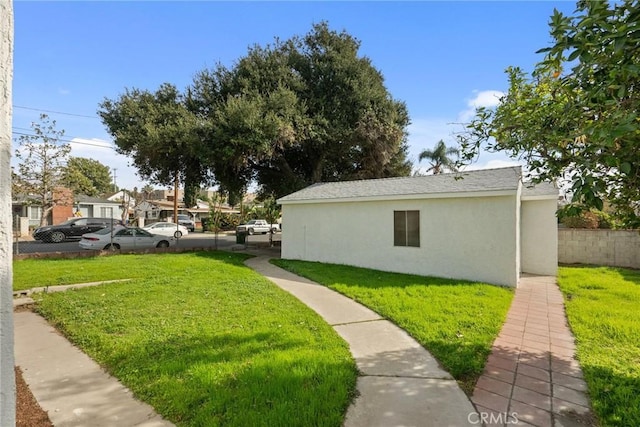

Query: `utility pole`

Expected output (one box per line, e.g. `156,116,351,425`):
173,171,179,224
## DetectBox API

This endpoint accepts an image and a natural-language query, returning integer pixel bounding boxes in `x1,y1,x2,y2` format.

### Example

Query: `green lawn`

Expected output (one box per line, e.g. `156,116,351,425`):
558,266,640,427
20,252,357,427
13,255,160,291
272,259,513,393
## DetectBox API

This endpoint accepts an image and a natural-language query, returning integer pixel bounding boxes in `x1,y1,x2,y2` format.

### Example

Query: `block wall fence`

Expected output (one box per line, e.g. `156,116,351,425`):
558,229,640,269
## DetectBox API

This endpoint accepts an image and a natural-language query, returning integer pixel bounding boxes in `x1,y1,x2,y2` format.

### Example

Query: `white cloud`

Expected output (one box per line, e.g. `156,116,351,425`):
58,88,70,95
457,89,505,122
462,158,523,171
408,89,521,175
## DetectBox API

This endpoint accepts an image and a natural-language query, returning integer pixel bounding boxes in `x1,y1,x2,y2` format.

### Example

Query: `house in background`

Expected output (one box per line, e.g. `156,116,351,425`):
75,195,122,220
12,187,75,227
277,166,558,287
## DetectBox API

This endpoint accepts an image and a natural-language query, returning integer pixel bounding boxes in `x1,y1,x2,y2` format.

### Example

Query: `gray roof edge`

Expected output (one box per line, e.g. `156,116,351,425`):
278,166,523,203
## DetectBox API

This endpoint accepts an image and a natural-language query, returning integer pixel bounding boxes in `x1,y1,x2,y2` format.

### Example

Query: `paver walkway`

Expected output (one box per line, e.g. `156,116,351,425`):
471,275,595,427
245,255,478,427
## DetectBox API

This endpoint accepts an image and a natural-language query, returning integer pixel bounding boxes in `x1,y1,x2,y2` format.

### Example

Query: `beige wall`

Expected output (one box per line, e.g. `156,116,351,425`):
558,229,640,269
281,195,520,287
521,199,558,275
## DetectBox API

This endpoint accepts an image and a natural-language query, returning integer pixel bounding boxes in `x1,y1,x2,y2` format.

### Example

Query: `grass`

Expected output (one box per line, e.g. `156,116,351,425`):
22,252,357,427
558,266,640,427
271,259,513,393
13,255,162,291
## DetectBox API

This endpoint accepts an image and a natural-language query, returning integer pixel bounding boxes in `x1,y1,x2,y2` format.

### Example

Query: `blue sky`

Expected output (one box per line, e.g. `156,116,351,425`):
12,1,577,190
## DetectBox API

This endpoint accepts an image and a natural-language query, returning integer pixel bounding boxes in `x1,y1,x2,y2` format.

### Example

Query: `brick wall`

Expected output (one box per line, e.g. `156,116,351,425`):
558,229,640,269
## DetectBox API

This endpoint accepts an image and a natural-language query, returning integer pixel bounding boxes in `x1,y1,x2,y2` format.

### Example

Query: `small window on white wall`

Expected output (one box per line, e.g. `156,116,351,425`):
394,210,420,247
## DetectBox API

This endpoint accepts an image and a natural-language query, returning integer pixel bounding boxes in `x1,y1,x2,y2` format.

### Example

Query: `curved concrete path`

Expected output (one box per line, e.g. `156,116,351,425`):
245,256,478,427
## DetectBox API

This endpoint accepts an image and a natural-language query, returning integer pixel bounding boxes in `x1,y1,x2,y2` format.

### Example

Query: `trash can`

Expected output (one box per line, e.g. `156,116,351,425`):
236,231,247,244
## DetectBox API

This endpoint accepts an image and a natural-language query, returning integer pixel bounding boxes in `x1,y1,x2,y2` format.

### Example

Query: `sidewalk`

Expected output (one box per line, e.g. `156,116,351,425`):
14,311,174,427
245,256,478,427
471,275,595,427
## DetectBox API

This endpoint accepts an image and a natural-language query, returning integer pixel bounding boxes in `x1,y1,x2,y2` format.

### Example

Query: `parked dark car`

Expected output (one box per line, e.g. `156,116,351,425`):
33,217,122,243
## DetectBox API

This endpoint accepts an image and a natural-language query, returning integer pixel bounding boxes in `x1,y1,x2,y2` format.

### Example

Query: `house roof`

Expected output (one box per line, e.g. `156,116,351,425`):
278,167,528,204
76,195,121,204
521,181,558,199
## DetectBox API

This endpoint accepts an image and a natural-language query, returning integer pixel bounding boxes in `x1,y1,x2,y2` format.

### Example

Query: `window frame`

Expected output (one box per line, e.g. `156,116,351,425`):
394,210,420,248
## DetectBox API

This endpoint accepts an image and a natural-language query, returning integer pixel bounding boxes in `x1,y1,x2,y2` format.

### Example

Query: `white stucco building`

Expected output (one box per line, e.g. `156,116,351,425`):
278,167,558,287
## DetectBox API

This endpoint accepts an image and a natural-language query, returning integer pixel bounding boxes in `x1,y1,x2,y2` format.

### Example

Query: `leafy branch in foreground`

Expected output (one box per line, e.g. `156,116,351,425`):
457,1,640,227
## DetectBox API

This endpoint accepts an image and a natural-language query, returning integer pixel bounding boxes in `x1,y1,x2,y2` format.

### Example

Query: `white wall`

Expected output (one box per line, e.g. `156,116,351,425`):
0,1,15,423
281,195,520,286
520,199,558,276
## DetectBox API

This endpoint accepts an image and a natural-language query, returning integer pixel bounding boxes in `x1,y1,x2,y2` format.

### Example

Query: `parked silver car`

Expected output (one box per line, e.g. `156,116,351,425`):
79,226,174,251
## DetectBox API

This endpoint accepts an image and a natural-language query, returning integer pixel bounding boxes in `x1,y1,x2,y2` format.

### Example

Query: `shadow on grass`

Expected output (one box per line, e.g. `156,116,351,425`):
43,326,355,427
271,259,498,289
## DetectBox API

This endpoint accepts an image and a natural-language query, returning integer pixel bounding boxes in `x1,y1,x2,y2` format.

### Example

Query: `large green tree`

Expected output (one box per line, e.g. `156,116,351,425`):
61,157,113,197
418,140,459,175
98,83,209,195
458,0,640,226
14,114,72,226
190,22,411,200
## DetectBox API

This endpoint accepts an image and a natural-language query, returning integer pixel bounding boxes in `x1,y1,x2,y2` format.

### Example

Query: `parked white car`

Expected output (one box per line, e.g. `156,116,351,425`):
143,222,189,238
79,226,175,251
236,219,280,235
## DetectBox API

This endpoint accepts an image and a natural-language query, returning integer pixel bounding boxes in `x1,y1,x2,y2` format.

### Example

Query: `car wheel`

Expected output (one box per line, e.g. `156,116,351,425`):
104,243,120,250
271,227,278,233
248,228,254,235
174,231,182,238
156,241,170,248
50,231,65,243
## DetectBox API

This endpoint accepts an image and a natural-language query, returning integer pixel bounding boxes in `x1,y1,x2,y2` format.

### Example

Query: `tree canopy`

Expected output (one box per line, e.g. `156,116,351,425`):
99,22,411,203
98,83,209,196
458,0,640,227
61,157,113,197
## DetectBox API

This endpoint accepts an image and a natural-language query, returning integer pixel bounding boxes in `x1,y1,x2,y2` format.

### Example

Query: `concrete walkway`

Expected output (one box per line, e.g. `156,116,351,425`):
245,256,478,427
14,311,174,427
471,275,595,427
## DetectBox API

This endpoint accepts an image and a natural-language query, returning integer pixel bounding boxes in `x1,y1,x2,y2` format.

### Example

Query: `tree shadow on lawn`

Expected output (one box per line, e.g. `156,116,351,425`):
95,329,356,426
271,259,506,290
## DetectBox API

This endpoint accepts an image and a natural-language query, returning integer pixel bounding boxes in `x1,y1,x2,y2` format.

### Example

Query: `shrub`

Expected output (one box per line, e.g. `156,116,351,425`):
561,211,600,229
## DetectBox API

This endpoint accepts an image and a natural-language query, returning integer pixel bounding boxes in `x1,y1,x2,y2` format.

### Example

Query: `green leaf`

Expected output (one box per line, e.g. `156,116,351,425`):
567,49,581,61
620,162,631,174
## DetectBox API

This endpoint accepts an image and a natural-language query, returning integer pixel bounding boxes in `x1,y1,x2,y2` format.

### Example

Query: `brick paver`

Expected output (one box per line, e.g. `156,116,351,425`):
471,275,595,426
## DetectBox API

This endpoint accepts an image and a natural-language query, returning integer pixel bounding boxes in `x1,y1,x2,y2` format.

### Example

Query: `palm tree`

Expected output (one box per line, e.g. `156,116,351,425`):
418,140,460,175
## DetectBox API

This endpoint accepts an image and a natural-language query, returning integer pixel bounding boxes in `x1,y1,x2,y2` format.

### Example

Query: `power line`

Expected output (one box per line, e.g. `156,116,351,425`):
12,130,117,150
14,105,99,119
